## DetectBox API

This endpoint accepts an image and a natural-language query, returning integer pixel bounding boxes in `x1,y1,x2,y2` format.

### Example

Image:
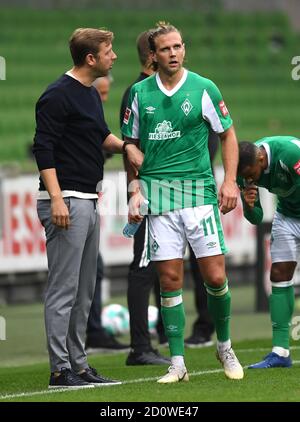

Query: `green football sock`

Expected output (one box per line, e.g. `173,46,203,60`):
205,280,231,342
161,289,185,356
270,285,294,350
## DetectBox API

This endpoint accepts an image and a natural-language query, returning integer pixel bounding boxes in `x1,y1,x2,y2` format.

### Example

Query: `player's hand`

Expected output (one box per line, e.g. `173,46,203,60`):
242,185,258,209
125,144,144,176
51,197,70,229
218,180,239,214
128,192,146,223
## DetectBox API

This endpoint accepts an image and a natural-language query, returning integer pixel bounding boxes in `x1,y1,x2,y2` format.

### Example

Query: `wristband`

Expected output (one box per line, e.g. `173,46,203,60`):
122,140,136,154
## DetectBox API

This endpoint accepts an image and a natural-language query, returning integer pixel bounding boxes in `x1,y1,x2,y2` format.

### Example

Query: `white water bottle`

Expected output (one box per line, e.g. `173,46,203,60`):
123,199,149,238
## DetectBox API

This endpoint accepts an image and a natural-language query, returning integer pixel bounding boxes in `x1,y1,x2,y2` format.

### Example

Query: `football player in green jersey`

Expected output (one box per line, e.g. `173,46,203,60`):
238,137,300,369
122,22,244,383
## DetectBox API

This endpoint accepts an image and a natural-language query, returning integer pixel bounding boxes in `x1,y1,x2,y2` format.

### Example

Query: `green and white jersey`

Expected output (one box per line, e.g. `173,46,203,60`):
240,136,300,221
122,69,232,214
256,136,300,219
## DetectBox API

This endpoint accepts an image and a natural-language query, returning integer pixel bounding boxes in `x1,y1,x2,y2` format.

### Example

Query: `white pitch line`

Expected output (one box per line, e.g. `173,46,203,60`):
0,368,226,400
1,357,300,401
123,360,300,385
236,345,300,353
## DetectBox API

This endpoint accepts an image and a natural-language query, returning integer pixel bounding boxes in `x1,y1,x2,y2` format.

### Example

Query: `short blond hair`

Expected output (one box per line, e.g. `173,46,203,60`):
69,28,114,66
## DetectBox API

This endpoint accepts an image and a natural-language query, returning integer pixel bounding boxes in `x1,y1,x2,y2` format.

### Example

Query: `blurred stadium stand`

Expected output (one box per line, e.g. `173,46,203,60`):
0,7,299,161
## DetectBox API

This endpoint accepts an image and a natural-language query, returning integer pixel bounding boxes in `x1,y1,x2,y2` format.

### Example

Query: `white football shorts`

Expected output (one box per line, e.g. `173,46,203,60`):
148,204,228,261
271,211,300,263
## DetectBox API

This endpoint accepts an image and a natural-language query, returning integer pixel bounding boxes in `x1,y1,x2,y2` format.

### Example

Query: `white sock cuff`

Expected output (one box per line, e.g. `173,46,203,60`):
161,295,183,307
171,355,185,367
206,284,228,297
217,339,231,353
272,346,290,357
271,280,294,288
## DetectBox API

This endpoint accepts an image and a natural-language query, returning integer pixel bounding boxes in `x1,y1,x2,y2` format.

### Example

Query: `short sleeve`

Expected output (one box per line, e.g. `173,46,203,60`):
121,85,140,140
201,80,233,134
282,139,300,187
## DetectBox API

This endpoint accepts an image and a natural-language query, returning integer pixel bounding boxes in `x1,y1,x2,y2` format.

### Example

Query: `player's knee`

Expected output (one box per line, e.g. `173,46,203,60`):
205,273,226,289
270,270,293,283
270,264,294,282
160,270,182,292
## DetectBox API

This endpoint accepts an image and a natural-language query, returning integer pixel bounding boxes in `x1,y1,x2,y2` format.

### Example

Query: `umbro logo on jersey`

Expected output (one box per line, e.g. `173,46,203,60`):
123,107,131,124
145,106,156,113
181,99,193,116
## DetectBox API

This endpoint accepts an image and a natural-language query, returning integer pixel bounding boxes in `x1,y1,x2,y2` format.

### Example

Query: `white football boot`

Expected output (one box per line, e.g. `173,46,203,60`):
217,347,244,380
157,365,189,384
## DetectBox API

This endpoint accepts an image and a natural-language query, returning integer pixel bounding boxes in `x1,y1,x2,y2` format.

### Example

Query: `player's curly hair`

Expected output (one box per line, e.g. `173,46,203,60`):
237,141,259,175
148,21,183,71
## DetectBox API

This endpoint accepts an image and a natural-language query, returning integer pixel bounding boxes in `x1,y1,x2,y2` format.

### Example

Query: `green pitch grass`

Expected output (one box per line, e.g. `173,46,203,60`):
1,287,300,401
0,286,272,367
0,340,300,402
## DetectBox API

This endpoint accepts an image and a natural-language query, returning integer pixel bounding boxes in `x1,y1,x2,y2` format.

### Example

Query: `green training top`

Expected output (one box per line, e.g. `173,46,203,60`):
239,136,300,223
122,69,232,214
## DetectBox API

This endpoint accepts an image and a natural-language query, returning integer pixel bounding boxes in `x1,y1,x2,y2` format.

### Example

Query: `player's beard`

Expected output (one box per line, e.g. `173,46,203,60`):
93,67,109,78
93,58,111,78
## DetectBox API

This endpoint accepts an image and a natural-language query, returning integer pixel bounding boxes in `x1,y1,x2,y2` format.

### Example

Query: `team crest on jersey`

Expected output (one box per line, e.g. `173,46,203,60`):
293,159,300,175
148,120,181,140
123,107,131,124
277,172,288,183
181,98,193,116
219,100,229,117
